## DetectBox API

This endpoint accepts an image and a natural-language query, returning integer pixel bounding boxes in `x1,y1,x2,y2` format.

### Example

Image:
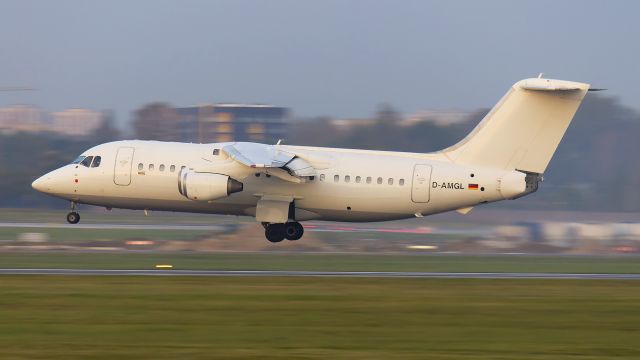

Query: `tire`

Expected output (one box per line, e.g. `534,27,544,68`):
265,224,285,243
285,222,304,241
66,212,80,224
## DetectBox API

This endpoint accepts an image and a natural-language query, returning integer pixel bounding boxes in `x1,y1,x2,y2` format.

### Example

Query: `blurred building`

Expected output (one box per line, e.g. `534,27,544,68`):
403,110,469,127
175,104,288,143
329,110,470,133
0,105,107,137
0,105,46,134
330,118,376,134
50,108,104,137
133,103,182,142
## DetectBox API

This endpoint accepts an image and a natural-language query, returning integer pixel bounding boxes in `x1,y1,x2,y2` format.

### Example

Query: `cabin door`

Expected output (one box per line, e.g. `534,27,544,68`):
411,164,432,203
114,147,135,186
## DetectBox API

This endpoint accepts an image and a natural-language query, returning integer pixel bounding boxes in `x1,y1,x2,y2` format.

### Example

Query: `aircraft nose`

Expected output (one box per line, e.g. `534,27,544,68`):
32,167,71,195
32,174,51,193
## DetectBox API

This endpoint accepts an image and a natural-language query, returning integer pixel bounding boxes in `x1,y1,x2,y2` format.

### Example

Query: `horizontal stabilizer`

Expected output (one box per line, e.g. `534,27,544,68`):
520,78,583,91
455,206,474,215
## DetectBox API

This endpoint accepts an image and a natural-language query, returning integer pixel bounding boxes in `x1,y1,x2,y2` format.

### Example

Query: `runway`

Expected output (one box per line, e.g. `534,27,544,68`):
1,268,640,279
0,222,226,231
0,222,484,235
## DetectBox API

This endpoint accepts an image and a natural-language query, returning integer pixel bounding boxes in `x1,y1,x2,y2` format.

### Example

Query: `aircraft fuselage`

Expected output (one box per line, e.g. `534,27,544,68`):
33,140,525,222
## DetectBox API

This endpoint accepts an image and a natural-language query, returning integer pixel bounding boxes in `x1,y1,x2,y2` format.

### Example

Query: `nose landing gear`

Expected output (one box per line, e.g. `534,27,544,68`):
264,222,304,243
66,201,80,224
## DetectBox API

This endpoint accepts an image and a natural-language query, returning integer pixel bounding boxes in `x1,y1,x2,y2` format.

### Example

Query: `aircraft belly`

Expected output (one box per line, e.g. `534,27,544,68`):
76,194,252,216
300,208,413,222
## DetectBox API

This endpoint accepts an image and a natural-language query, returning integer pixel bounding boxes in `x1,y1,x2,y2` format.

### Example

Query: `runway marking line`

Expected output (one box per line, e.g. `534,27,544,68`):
1,269,640,279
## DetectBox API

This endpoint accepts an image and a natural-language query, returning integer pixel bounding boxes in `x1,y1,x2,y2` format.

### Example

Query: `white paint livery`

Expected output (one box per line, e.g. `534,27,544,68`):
32,77,591,242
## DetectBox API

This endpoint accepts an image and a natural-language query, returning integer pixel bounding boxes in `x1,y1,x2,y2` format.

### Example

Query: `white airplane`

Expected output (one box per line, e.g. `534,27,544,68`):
32,77,593,242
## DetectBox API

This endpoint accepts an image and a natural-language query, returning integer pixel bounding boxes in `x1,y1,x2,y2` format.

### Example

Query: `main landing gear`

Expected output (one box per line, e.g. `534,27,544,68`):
66,201,80,224
264,222,304,243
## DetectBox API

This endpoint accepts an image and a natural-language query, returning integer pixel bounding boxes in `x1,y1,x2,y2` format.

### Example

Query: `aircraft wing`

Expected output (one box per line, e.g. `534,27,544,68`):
222,142,316,181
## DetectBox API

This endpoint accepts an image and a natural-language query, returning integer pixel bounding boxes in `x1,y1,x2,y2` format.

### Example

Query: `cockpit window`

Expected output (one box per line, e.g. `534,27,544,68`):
71,156,86,164
91,156,101,168
80,156,94,167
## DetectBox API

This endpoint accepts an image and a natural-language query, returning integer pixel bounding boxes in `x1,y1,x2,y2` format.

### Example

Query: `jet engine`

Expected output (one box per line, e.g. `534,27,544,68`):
178,170,243,201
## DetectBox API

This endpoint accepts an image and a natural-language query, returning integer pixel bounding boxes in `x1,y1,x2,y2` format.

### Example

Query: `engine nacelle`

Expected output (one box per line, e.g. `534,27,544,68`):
178,170,243,201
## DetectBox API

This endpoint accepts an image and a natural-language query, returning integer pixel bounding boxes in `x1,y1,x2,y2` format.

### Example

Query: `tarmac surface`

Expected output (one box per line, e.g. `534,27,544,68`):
0,222,226,231
1,268,640,279
0,221,483,235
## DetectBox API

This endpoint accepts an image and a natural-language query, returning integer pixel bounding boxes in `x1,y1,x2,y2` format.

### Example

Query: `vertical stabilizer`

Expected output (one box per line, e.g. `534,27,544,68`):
442,78,590,173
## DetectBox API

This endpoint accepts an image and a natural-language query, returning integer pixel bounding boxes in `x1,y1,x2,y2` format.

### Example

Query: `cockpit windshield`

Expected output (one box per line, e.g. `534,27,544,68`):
71,155,86,164
91,156,101,168
72,154,102,167
80,156,94,167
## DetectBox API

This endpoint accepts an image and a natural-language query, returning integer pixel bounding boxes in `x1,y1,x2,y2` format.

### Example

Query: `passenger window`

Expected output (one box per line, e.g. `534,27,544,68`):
149,164,154,171
159,164,165,172
320,174,325,181
377,177,383,184
90,156,101,168
345,175,350,183
138,163,143,171
309,176,315,181
170,165,176,172
334,175,339,182
366,177,372,184
399,179,405,186
213,149,220,156
388,178,393,185
80,156,93,167
356,176,361,183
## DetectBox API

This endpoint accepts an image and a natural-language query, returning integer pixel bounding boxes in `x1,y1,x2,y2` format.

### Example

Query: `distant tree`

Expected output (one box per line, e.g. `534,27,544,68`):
290,116,338,146
132,103,180,141
0,132,94,208
535,94,640,212
374,103,401,125
91,110,122,142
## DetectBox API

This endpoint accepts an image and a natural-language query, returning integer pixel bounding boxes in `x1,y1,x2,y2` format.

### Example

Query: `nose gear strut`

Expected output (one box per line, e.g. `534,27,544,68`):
66,201,80,224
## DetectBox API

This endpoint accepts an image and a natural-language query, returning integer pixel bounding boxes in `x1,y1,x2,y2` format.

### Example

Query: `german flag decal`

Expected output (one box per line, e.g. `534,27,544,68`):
468,183,479,190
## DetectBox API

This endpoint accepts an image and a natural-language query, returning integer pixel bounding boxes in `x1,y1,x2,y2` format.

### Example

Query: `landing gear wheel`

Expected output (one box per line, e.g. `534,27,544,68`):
265,224,286,243
66,211,80,224
284,222,304,241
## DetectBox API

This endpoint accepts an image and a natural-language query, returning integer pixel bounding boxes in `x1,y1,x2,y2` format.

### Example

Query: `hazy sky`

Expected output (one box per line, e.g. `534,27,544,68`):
1,0,638,126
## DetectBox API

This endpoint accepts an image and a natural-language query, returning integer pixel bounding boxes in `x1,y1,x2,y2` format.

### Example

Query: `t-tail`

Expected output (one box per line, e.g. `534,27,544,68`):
441,77,591,197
